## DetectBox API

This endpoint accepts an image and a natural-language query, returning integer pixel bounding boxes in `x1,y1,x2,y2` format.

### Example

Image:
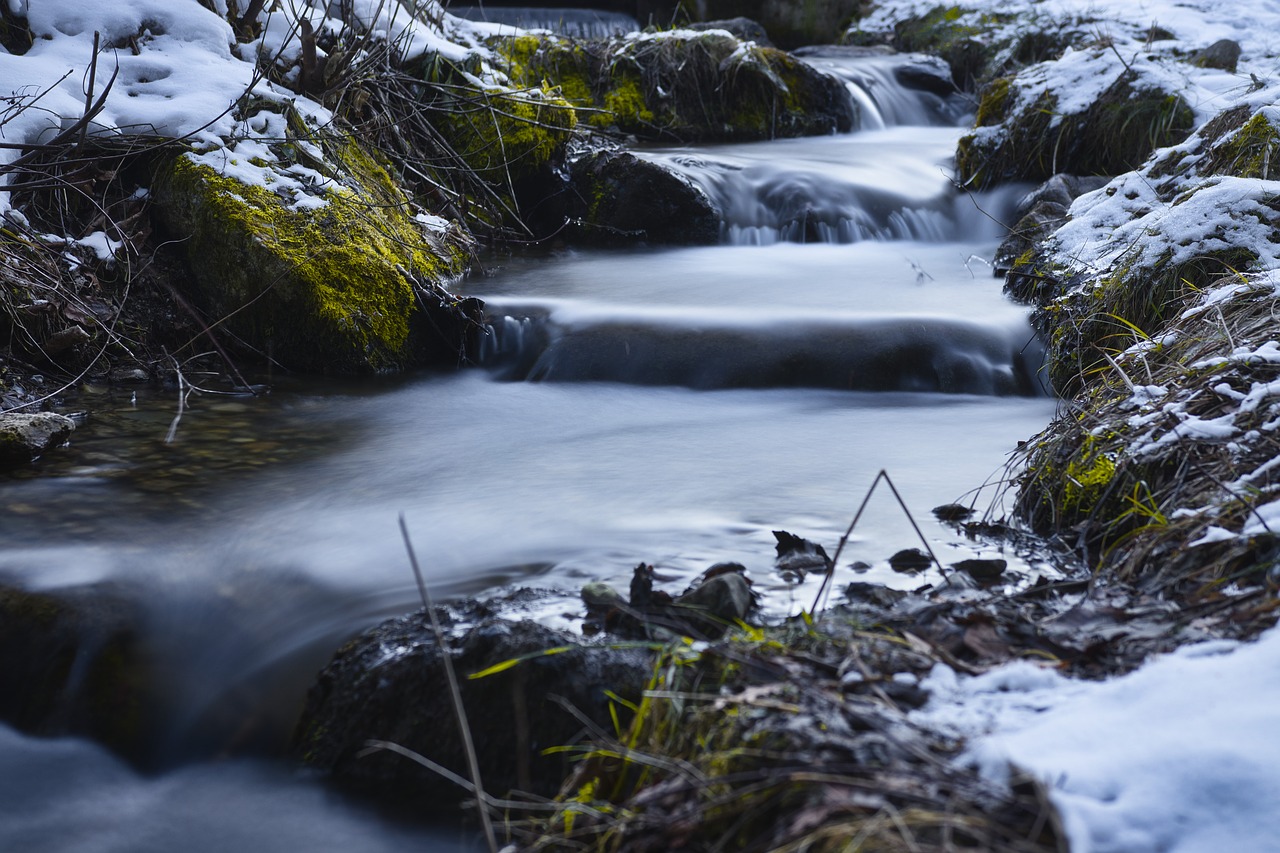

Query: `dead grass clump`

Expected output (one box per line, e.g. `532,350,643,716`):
1014,272,1280,600
510,620,1064,853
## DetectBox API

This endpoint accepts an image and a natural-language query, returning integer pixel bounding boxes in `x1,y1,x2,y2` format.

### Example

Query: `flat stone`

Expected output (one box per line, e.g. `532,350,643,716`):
0,412,75,469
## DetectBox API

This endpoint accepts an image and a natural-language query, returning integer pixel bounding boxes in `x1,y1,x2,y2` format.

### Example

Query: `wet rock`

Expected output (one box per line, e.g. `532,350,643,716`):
888,548,933,572
293,615,655,809
952,558,1008,585
152,105,478,375
844,582,908,609
688,17,773,48
0,583,155,759
1193,39,1241,73
895,55,957,97
565,149,720,245
932,503,975,522
773,529,832,574
0,411,75,469
673,572,754,629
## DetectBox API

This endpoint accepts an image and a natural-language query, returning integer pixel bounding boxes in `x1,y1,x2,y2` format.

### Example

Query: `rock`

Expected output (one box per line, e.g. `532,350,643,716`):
1193,39,1241,73
995,199,1069,278
0,411,75,469
888,548,933,572
293,615,655,809
672,572,754,630
932,503,975,522
895,55,957,97
152,105,480,375
564,149,720,245
492,29,855,144
957,65,1194,189
0,584,155,760
773,529,832,578
687,0,862,49
844,582,908,609
952,558,1008,584
688,17,773,48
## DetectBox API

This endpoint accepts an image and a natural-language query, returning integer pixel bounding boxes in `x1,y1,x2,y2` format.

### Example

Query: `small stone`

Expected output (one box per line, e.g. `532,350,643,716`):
888,548,933,572
932,503,975,522
953,558,1008,584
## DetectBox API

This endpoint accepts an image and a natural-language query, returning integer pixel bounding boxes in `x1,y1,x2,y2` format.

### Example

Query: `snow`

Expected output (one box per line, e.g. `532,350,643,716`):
915,627,1280,853
0,0,499,214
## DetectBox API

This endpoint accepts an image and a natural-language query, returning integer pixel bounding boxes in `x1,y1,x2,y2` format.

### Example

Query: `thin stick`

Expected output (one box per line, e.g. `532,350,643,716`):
810,470,947,614
399,514,499,853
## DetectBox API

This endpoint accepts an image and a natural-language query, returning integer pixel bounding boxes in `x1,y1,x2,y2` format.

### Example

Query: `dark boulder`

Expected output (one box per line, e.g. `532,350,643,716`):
0,584,155,759
293,614,656,809
895,55,957,97
565,149,720,245
0,412,75,469
1193,39,1241,73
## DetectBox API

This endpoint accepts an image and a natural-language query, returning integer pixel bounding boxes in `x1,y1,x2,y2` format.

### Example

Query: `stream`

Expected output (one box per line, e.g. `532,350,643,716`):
0,46,1058,851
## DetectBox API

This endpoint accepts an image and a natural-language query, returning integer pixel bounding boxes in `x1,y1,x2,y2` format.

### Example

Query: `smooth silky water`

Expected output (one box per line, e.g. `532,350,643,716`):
0,49,1057,850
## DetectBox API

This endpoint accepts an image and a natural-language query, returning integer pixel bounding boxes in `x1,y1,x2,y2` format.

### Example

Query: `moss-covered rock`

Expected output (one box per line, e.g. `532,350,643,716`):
0,411,75,469
492,29,855,144
431,83,578,188
957,65,1194,189
152,108,479,375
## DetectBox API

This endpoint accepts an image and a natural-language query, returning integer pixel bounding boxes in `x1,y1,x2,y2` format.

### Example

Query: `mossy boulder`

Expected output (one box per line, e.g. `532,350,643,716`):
688,1,861,49
152,109,480,375
0,411,75,469
493,30,855,143
293,614,655,809
431,83,578,189
957,64,1194,189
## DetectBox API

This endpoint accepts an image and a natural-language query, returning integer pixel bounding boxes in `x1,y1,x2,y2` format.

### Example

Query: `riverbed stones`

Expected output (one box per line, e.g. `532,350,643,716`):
293,614,655,809
0,411,75,469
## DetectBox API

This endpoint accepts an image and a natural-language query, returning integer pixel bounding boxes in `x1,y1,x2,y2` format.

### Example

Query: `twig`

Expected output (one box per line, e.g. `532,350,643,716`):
810,469,947,614
399,514,499,853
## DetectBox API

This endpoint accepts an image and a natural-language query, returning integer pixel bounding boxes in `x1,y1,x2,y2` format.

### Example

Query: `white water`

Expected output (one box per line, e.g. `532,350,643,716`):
0,52,1056,849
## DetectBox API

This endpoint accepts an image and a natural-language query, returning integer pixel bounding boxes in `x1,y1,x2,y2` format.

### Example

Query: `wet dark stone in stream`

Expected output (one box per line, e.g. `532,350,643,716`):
293,614,655,810
888,548,933,572
562,149,720,246
953,558,1008,584
0,583,157,760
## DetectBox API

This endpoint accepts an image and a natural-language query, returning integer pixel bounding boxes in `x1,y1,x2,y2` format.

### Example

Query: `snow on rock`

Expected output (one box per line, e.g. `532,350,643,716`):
0,0,496,214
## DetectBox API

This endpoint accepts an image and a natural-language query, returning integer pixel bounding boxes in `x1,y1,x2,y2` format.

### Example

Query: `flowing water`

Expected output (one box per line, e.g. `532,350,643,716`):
0,49,1058,850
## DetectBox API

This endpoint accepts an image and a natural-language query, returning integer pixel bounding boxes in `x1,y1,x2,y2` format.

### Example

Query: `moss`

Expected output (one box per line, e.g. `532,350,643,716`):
154,114,472,374
435,85,577,187
1063,435,1118,515
491,30,851,144
959,72,1193,189
974,76,1012,126
1202,112,1280,179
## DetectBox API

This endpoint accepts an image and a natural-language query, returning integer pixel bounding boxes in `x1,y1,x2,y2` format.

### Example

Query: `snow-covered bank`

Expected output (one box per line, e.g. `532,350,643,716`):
916,625,1280,852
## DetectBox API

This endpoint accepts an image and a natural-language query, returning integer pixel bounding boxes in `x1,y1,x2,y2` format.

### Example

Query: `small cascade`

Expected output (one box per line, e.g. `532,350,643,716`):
450,6,639,38
474,302,1046,398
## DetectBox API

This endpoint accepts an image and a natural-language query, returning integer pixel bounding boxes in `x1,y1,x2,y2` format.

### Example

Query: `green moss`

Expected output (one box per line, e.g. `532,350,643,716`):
435,85,577,186
1203,112,1280,179
974,76,1012,126
1063,435,1118,514
155,118,472,374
